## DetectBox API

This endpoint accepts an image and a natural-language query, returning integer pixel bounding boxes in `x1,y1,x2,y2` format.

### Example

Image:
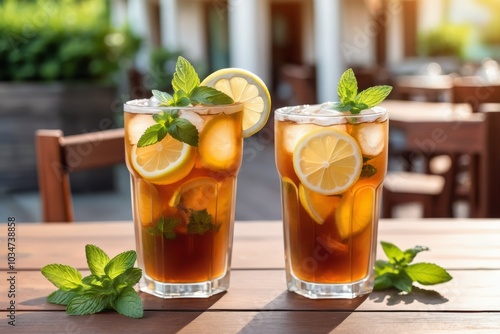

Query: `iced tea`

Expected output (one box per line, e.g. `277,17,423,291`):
124,102,243,297
275,104,388,298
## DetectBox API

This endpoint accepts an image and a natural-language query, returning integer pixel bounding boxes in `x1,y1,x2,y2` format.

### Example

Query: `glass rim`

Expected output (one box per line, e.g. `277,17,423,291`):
274,103,387,118
124,99,243,114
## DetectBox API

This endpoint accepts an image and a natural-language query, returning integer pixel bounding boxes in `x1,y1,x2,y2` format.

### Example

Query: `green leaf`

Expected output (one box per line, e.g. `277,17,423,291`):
337,68,358,105
404,263,453,285
81,274,101,287
373,272,396,291
374,260,396,276
168,117,199,147
113,286,144,319
350,102,369,114
190,86,234,105
114,267,143,289
85,244,110,277
66,293,108,316
354,85,393,108
137,123,168,148
41,264,83,290
187,209,214,235
380,241,406,265
47,289,79,306
360,164,377,178
104,251,137,279
172,56,200,95
152,89,174,106
403,245,429,264
147,217,180,240
393,271,414,293
173,90,191,106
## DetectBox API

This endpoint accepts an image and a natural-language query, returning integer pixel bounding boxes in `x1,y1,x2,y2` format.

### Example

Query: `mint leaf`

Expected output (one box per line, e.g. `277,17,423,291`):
114,268,142,289
152,89,174,106
354,85,392,108
173,90,191,106
393,271,413,293
375,242,452,293
104,250,136,279
137,123,168,147
334,68,392,113
85,244,110,277
190,86,234,105
337,68,358,104
168,117,199,147
67,293,109,316
405,263,453,285
113,286,143,319
380,241,406,265
47,289,79,306
147,217,180,240
360,164,377,178
403,245,429,264
41,264,83,290
172,56,200,95
187,209,215,235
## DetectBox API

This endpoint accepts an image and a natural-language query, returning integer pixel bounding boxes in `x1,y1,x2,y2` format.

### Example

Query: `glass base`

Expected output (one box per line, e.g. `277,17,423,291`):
139,272,230,298
287,274,373,299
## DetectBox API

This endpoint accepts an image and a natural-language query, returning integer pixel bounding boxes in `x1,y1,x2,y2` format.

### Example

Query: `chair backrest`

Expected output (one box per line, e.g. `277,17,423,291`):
36,128,125,222
452,76,500,113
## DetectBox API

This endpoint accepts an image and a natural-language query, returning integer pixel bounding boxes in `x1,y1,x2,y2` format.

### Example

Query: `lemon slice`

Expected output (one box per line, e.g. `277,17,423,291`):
201,68,271,138
299,184,340,224
135,179,162,226
198,113,242,171
335,186,375,239
169,177,218,212
293,128,362,195
131,136,196,185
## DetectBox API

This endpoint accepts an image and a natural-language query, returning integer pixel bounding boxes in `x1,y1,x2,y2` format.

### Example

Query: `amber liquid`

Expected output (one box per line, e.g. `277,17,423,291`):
275,119,388,284
125,108,243,283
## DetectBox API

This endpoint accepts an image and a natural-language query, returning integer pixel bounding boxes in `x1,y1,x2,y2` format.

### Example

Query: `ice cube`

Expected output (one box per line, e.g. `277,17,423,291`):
127,114,156,145
149,96,160,106
179,110,205,132
354,122,385,156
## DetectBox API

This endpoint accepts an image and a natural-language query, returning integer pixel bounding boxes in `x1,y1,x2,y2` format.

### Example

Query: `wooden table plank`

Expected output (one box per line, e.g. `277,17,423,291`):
1,311,499,334
2,220,500,270
2,270,499,312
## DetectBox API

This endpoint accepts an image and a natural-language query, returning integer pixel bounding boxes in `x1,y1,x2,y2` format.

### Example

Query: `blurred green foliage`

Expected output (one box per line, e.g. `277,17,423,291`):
0,0,141,82
418,24,470,59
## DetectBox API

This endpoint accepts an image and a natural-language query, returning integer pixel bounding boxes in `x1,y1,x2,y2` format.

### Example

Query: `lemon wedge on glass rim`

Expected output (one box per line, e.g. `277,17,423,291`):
201,68,271,137
293,128,362,195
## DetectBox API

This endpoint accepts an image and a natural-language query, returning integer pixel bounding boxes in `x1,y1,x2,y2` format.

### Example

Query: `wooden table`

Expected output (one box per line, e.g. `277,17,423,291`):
1,220,500,333
394,75,454,102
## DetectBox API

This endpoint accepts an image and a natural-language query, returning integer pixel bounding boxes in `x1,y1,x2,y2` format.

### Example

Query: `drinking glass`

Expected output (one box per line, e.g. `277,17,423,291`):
275,103,388,298
124,100,244,298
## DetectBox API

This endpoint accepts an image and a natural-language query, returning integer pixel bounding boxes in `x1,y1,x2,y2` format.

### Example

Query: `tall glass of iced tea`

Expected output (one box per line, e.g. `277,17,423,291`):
275,103,388,299
124,57,271,298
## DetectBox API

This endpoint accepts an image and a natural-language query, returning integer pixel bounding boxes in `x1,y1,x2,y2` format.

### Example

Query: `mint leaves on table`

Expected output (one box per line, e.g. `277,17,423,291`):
137,57,233,148
333,68,392,114
374,241,453,293
41,244,143,319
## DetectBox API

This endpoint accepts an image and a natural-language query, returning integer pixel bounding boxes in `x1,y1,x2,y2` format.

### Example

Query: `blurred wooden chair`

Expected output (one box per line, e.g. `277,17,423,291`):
382,155,455,218
36,128,125,223
452,76,500,112
280,64,317,105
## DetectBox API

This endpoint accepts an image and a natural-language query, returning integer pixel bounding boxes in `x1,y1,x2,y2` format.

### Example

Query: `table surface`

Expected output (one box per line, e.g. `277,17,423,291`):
1,219,500,333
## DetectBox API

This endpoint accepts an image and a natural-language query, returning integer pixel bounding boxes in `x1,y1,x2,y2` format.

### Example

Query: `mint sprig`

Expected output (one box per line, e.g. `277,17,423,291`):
137,56,233,148
153,56,233,107
187,209,220,235
147,216,180,240
137,109,199,147
333,68,392,114
374,241,452,293
41,245,143,319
